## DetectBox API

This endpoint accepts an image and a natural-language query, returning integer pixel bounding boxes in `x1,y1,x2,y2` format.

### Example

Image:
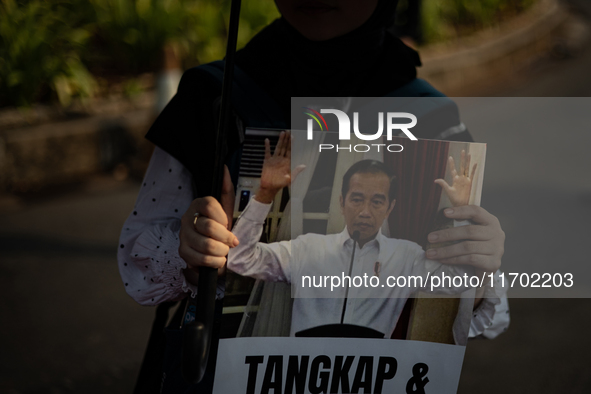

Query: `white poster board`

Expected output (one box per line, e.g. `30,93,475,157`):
213,337,464,394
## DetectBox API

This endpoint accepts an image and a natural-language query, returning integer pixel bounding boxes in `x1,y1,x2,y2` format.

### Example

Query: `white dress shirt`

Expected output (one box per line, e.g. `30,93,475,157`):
228,198,506,338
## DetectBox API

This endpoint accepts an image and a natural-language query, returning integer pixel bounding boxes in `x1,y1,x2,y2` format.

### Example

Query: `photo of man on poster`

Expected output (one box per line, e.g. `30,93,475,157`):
227,131,504,339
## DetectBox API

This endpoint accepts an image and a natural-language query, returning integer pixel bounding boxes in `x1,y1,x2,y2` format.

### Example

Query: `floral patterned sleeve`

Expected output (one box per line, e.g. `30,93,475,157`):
117,146,224,306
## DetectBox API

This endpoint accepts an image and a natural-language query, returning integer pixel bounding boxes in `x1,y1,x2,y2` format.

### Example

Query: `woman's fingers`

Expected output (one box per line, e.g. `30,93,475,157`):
440,205,499,226
437,254,492,270
190,196,230,229
426,240,497,260
194,216,237,248
428,224,491,243
179,197,239,271
427,242,501,273
427,205,504,273
189,229,230,258
179,242,227,269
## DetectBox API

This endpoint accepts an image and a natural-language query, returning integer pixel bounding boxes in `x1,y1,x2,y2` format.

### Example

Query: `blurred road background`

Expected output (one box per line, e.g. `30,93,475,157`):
458,2,591,391
1,0,591,393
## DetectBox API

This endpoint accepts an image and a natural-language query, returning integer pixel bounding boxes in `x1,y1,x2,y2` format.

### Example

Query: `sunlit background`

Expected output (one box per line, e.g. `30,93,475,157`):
1,0,590,393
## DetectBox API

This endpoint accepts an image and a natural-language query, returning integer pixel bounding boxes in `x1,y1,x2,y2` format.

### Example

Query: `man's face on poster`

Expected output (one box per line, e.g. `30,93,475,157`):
340,171,395,244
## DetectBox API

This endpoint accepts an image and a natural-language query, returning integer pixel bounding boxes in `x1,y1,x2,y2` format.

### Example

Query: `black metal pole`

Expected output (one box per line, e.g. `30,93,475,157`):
182,0,242,384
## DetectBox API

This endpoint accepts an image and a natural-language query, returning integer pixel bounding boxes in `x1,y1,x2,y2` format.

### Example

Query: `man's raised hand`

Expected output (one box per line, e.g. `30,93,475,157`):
435,150,477,207
256,131,306,204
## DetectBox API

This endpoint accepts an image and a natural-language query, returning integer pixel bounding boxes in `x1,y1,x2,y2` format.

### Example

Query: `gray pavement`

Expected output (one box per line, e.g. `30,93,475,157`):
0,179,153,393
2,1,591,392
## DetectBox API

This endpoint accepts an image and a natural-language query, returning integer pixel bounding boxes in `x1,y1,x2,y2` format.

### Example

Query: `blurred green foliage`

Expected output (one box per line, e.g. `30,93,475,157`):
0,0,96,107
0,0,278,108
1,0,534,108
88,0,278,75
422,0,536,43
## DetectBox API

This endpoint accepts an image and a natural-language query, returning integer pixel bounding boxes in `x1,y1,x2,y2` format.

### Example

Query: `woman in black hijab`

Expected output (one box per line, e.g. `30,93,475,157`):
122,1,506,392
145,0,444,196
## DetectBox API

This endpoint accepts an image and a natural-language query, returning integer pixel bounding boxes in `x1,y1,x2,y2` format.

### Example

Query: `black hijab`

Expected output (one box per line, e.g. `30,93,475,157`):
146,0,421,196
235,0,420,120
